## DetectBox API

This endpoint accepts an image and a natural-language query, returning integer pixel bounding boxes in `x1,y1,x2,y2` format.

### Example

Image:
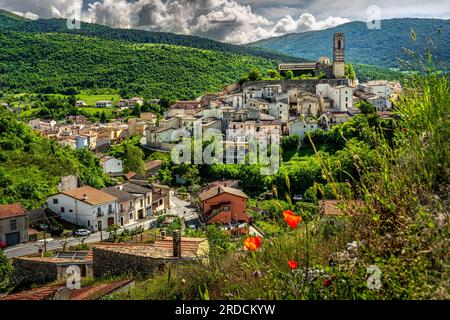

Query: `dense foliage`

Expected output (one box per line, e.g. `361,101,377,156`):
0,30,281,101
0,12,301,63
0,108,111,208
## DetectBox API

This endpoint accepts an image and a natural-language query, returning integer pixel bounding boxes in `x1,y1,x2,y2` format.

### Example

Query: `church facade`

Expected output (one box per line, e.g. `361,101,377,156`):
278,32,346,79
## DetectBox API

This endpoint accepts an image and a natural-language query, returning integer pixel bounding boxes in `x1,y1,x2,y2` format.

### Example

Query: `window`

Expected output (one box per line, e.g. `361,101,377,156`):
87,220,90,227
108,204,112,213
223,206,230,211
53,198,58,204
69,209,73,213
129,213,133,220
10,219,17,231
97,207,101,214
140,199,144,207
60,207,65,213
120,204,124,212
159,199,163,206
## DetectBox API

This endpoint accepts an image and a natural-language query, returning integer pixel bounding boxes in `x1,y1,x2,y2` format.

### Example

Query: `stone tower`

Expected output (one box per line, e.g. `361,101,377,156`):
332,32,345,78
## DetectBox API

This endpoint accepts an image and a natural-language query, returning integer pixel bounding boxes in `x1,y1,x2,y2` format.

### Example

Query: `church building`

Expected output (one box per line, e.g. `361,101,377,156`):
278,33,346,79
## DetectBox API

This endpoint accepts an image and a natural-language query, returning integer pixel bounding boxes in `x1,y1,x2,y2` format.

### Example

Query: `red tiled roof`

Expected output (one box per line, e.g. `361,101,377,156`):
0,279,133,301
0,203,27,220
70,279,134,300
0,285,63,301
199,185,247,202
62,186,117,206
145,160,163,171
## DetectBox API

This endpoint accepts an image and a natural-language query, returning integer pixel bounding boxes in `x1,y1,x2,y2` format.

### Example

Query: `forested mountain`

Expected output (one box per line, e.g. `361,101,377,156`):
0,30,282,100
252,18,450,69
0,10,302,100
0,10,300,63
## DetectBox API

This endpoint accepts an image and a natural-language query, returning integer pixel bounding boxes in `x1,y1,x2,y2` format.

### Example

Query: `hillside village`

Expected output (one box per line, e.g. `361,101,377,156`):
0,32,407,300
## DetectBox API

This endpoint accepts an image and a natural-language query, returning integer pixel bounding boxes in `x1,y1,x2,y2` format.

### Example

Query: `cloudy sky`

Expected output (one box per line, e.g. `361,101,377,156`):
1,0,449,44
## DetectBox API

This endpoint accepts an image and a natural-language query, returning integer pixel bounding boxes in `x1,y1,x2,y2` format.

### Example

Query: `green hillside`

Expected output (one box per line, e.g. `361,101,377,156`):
0,10,306,100
0,30,282,100
252,18,450,69
0,107,110,209
0,11,301,63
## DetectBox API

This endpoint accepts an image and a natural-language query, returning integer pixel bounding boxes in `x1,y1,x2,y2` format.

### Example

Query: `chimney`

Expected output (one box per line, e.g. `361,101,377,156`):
82,194,88,201
160,228,167,239
218,187,221,195
173,229,182,258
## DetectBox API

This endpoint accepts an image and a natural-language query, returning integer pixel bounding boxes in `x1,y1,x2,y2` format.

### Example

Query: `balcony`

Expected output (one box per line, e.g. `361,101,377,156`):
97,212,105,217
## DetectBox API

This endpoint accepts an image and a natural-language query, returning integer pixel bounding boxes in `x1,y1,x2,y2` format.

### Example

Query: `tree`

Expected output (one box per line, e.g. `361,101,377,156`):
267,69,280,79
107,224,120,242
358,100,377,115
123,145,145,174
247,68,262,81
99,111,108,123
58,234,71,251
0,249,12,291
182,166,201,186
345,64,357,80
285,70,294,80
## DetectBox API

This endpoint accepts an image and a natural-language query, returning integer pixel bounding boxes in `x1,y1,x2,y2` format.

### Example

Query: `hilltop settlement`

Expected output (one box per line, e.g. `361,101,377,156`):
0,33,404,300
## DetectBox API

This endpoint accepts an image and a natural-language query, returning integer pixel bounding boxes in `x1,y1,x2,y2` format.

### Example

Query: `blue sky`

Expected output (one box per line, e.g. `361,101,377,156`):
1,0,449,44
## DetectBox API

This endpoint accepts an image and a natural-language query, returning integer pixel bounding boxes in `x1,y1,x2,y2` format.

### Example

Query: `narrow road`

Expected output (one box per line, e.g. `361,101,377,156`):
170,194,200,226
4,218,156,259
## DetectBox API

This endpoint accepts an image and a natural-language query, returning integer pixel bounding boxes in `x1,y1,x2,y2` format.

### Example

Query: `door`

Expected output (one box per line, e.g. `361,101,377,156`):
5,232,20,247
107,217,115,226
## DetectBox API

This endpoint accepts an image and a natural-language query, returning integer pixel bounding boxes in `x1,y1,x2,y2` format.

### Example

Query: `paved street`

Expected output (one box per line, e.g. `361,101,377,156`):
4,218,157,259
170,194,201,227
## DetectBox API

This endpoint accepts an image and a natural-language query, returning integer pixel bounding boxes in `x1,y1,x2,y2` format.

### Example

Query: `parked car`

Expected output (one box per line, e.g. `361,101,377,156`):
73,229,91,237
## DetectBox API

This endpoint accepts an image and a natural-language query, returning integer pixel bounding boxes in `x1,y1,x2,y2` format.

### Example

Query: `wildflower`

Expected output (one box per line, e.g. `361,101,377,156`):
323,278,332,288
244,236,262,251
283,210,302,229
288,260,298,270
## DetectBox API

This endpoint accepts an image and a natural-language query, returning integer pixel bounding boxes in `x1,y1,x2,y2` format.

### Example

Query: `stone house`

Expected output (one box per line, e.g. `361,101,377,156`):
0,204,29,247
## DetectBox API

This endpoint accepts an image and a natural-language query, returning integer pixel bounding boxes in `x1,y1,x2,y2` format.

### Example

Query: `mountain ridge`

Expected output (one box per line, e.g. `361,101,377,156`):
251,18,450,68
0,10,303,63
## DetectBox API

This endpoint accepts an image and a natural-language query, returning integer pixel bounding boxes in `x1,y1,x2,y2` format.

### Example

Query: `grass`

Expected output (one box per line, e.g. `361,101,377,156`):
76,93,122,106
77,107,116,116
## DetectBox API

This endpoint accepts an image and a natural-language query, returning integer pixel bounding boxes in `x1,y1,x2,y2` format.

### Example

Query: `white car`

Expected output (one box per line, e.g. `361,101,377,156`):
73,229,91,237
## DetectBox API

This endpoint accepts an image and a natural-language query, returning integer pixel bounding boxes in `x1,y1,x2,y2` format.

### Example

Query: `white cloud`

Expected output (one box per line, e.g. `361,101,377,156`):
0,0,350,44
0,0,82,19
12,10,39,20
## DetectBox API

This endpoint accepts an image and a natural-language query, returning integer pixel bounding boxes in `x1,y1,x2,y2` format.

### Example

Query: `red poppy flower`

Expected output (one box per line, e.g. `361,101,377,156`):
323,278,332,288
244,236,262,251
283,210,302,229
288,260,298,270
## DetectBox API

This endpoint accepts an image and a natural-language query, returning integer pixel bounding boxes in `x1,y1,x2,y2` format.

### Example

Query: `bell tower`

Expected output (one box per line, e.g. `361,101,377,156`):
332,32,345,78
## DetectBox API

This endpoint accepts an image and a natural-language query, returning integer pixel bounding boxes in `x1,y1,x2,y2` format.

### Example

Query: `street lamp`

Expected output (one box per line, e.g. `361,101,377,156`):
40,223,49,253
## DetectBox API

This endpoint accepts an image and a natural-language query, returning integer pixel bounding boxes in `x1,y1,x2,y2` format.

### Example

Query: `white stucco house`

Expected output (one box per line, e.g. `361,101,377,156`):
289,118,318,137
100,156,123,174
46,186,119,232
316,84,353,112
